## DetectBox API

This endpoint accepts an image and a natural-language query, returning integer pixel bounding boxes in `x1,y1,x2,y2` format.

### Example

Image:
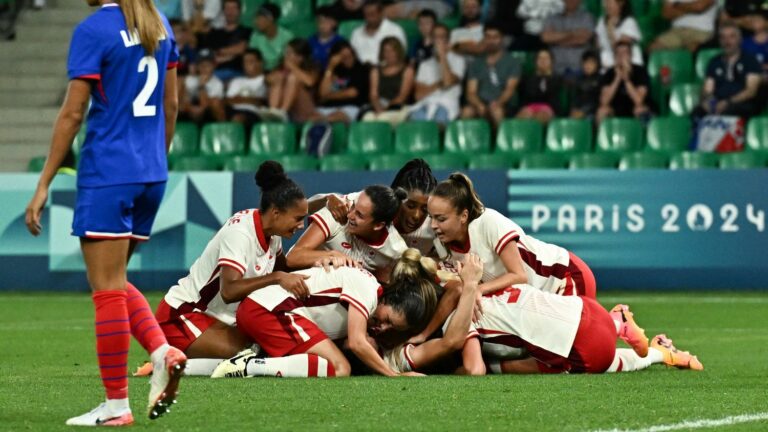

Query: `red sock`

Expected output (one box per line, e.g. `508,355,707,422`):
125,282,167,354
92,290,130,400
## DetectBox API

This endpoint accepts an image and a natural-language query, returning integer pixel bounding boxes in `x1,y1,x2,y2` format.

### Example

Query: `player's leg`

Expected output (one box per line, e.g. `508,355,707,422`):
609,304,649,357
185,321,253,359
487,357,542,374
568,251,597,298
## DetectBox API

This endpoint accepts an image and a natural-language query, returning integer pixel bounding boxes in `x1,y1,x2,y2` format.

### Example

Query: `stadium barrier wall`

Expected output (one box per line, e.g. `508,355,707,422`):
1,170,765,291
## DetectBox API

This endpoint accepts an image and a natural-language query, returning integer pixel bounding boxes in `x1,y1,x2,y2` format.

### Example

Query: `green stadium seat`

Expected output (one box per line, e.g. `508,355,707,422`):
746,117,768,152
316,0,335,5
509,51,535,75
546,118,593,153
569,153,619,169
222,155,263,172
72,126,87,157
200,123,246,157
585,0,602,16
287,19,317,38
422,153,467,170
495,119,543,154
619,152,669,170
648,49,693,110
339,20,363,41
348,122,393,155
719,152,766,169
669,83,701,116
169,122,199,160
172,156,221,171
27,156,46,172
239,0,264,27
277,0,313,24
647,116,691,153
669,151,719,169
320,154,368,172
299,122,348,155
444,119,491,154
518,153,568,169
468,153,519,170
249,122,296,156
395,20,420,49
596,118,644,153
368,153,413,171
695,48,721,81
395,121,440,154
275,155,319,172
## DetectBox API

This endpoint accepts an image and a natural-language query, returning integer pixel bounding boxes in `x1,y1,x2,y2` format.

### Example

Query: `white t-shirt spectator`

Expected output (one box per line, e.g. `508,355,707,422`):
412,52,466,120
350,19,407,65
669,0,718,31
595,16,643,68
226,75,267,113
181,0,224,29
185,75,225,101
517,0,564,35
449,24,483,47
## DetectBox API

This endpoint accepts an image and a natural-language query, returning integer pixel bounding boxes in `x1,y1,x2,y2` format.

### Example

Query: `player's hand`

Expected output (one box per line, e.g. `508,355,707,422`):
25,186,48,236
399,371,426,377
406,333,427,345
278,272,310,299
326,194,350,224
458,254,483,285
314,252,360,272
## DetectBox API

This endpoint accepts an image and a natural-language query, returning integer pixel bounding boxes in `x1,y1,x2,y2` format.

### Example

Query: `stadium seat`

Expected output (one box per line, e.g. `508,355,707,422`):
348,122,393,155
509,51,535,75
619,152,669,170
395,19,420,49
695,48,721,81
27,156,46,172
719,152,766,169
444,119,491,154
468,153,518,170
746,117,768,152
249,122,297,156
200,123,246,157
495,119,543,155
669,83,701,116
339,20,363,41
647,49,693,110
596,118,644,153
647,116,691,153
395,121,440,154
239,0,264,27
569,153,619,169
275,155,319,172
287,19,317,38
545,118,593,153
518,153,568,169
320,154,368,172
277,0,313,24
368,153,413,171
299,122,348,155
172,156,221,171
669,151,719,169
222,155,263,172
422,153,467,170
169,122,199,160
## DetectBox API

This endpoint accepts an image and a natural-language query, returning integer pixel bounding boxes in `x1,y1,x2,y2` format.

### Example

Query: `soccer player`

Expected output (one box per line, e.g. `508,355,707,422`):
25,0,183,425
155,161,309,368
211,248,439,378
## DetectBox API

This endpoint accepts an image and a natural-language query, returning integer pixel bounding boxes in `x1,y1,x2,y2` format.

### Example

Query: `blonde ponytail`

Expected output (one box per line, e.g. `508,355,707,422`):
120,0,167,55
387,248,439,327
432,172,484,222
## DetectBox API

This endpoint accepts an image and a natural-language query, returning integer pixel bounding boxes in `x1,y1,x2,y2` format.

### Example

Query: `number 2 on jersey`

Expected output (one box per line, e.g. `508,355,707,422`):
132,56,158,117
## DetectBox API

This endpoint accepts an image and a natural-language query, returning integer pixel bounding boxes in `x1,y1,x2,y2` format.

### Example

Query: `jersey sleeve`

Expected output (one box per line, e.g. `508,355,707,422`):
482,210,523,256
218,228,252,276
162,14,180,69
67,23,104,80
339,269,380,320
308,206,344,240
382,344,416,373
441,310,480,340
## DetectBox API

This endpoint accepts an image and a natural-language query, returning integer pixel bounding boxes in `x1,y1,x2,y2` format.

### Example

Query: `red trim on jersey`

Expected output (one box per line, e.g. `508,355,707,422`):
96,80,107,104
84,234,133,240
359,228,388,247
494,231,520,255
517,248,569,279
403,344,417,371
76,73,101,80
476,328,510,336
252,210,269,251
448,235,471,254
174,274,222,316
166,61,179,70
340,294,369,319
315,287,343,295
466,330,480,340
272,290,345,313
218,259,246,276
309,214,331,239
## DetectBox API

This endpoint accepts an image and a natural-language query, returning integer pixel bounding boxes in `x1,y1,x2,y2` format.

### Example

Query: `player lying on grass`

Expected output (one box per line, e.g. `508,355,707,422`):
211,249,440,377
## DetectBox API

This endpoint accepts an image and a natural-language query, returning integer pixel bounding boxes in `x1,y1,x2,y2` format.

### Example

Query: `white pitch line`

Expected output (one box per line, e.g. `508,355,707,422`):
591,412,768,432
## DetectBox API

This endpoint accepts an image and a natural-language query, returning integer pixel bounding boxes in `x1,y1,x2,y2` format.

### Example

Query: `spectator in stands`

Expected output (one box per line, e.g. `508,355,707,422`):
199,0,251,81
180,49,227,122
516,48,563,125
363,37,415,124
170,20,198,77
596,41,651,123
309,6,345,71
350,0,407,66
384,0,456,20
156,0,183,21
409,24,467,126
450,0,485,57
313,40,371,123
515,0,565,51
328,0,365,21
742,13,768,76
226,49,268,127
540,0,596,78
410,9,437,67
267,39,321,122
720,0,763,30
248,3,294,71
697,23,762,117
460,25,520,129
569,50,602,119
595,0,643,69
183,0,223,33
649,0,717,52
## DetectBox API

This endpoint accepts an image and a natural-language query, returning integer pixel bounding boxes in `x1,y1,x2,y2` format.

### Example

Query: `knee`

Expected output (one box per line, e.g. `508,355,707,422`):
331,357,351,377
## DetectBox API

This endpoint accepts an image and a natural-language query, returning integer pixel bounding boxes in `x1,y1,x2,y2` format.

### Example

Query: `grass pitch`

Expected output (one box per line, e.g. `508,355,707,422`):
1,292,767,432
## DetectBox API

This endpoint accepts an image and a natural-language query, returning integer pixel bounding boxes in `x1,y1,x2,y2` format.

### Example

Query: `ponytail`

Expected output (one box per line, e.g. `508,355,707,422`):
384,248,440,332
431,172,484,222
255,160,305,212
120,0,167,55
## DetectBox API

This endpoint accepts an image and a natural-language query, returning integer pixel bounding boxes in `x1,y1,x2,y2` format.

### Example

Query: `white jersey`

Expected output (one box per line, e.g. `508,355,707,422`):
400,217,438,258
163,209,281,326
247,266,381,340
436,208,573,295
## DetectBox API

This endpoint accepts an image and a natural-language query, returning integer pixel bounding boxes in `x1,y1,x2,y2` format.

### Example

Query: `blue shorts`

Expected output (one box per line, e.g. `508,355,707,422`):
72,182,166,241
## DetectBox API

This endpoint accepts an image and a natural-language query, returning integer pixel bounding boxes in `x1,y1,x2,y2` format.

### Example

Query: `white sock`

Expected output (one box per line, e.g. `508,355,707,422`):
606,348,664,373
105,398,130,414
150,343,170,366
245,354,332,377
183,358,224,376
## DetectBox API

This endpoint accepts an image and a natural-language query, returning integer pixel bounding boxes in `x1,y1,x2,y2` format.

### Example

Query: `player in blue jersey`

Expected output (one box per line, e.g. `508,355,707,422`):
24,0,185,426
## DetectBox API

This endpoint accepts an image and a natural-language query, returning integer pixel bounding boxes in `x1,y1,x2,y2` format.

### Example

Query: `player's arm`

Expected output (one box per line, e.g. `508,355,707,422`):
346,307,398,376
454,337,485,375
164,67,179,153
25,79,91,236
478,241,527,295
285,222,355,270
307,193,349,223
218,266,309,303
407,279,461,344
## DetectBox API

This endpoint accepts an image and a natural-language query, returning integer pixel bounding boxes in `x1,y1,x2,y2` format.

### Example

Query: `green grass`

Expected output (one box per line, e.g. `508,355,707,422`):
1,292,768,431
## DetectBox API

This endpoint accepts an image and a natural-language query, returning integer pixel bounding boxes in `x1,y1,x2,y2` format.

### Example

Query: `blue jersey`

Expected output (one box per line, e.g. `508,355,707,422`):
67,4,179,187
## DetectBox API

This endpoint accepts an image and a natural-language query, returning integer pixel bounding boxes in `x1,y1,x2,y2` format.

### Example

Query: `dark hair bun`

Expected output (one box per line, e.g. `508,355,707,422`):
255,160,288,192
393,187,408,201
